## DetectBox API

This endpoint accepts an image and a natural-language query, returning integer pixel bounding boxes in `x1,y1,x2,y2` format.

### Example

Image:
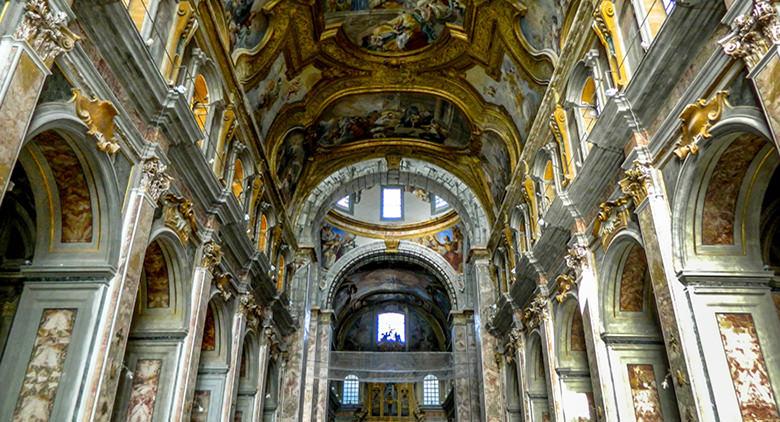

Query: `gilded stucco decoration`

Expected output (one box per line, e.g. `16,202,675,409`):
140,158,173,202
201,241,223,272
593,196,631,250
554,273,576,303
592,0,627,88
160,193,198,243
521,293,548,330
675,91,730,159
71,89,121,154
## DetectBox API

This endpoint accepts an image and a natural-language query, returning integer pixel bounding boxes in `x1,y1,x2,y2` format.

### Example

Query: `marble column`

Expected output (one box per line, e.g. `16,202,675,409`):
570,245,617,421
81,158,172,421
313,310,334,421
451,310,477,421
220,295,251,421
169,241,222,420
250,323,273,422
720,0,780,150
0,0,79,205
538,298,564,422
620,161,715,421
473,257,507,421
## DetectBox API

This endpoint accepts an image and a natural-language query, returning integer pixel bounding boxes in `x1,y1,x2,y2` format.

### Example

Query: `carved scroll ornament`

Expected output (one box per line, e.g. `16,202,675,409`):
675,91,730,159
71,89,120,154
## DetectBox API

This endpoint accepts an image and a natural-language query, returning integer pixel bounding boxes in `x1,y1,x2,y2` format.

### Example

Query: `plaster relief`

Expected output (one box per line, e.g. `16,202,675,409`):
126,359,162,421
13,308,77,421
627,364,664,422
716,313,780,421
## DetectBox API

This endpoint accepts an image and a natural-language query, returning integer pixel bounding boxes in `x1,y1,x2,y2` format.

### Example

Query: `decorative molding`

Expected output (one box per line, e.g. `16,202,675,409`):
200,241,223,272
564,244,589,272
720,0,780,70
14,0,80,63
213,271,232,301
325,209,459,240
140,158,173,202
71,89,120,154
549,104,574,182
675,91,730,159
384,239,400,253
160,193,197,243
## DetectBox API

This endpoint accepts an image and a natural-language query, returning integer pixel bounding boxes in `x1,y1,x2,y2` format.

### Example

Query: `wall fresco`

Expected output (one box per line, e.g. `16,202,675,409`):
126,359,162,421
619,245,647,312
34,132,94,243
480,131,511,207
410,226,463,272
13,309,77,421
320,224,357,270
323,0,465,53
201,305,216,352
702,134,764,245
224,0,270,52
248,55,322,137
519,0,565,53
143,241,170,309
465,55,544,140
716,313,780,421
627,364,664,422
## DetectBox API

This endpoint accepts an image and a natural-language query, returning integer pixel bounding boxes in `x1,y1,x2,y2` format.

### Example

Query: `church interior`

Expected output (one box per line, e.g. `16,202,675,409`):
0,0,779,420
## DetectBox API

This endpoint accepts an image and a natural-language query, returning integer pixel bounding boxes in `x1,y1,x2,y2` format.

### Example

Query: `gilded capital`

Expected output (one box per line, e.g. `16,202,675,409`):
618,160,652,207
201,241,223,272
160,193,198,243
520,293,548,330
15,0,80,63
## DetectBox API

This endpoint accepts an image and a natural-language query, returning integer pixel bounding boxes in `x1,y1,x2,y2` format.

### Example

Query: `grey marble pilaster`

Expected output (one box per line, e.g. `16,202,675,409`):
473,258,507,421
221,309,248,421
250,335,271,421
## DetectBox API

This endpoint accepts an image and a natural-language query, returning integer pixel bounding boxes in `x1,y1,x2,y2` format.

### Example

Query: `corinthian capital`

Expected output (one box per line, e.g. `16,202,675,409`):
15,0,80,63
140,158,173,202
200,241,223,272
720,0,780,69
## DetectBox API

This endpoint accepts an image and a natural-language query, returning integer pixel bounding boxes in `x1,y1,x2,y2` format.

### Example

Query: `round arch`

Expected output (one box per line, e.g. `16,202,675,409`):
294,158,490,247
322,240,463,310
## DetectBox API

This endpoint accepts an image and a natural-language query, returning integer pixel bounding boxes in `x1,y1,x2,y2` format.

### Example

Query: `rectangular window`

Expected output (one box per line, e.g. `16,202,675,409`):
342,375,359,405
423,375,439,405
381,186,403,221
335,194,354,214
377,312,405,343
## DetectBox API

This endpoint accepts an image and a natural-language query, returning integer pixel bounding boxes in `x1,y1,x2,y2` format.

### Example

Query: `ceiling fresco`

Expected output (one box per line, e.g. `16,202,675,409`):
202,0,572,224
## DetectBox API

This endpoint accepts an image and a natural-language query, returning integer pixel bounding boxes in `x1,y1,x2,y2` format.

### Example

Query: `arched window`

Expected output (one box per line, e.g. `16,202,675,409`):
343,374,359,405
231,159,244,199
423,374,439,405
276,255,285,292
191,74,209,130
257,214,269,253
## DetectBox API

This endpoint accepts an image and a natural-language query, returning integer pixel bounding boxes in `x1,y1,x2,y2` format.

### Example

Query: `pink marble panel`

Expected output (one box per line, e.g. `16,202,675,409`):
126,359,162,421
201,306,216,352
13,308,77,421
191,390,210,422
619,245,647,312
570,309,586,352
773,293,780,322
716,313,780,421
702,134,764,245
143,242,170,308
627,364,663,421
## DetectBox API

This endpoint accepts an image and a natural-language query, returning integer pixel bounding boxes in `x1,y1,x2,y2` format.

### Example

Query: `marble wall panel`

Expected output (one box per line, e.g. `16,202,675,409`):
773,293,780,322
126,359,162,421
619,246,647,312
716,313,780,421
201,306,216,352
12,308,77,421
34,132,93,243
191,390,211,422
143,242,170,309
702,134,764,245
627,364,664,421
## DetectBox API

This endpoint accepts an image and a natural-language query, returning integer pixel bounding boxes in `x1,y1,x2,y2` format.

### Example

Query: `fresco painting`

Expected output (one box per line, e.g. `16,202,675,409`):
321,224,357,269
480,132,511,207
716,313,780,421
13,309,77,421
323,0,465,53
411,226,463,272
465,56,543,140
519,0,565,53
275,129,309,202
125,359,162,421
248,55,322,137
35,132,94,243
143,241,170,309
224,0,270,51
309,93,471,148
